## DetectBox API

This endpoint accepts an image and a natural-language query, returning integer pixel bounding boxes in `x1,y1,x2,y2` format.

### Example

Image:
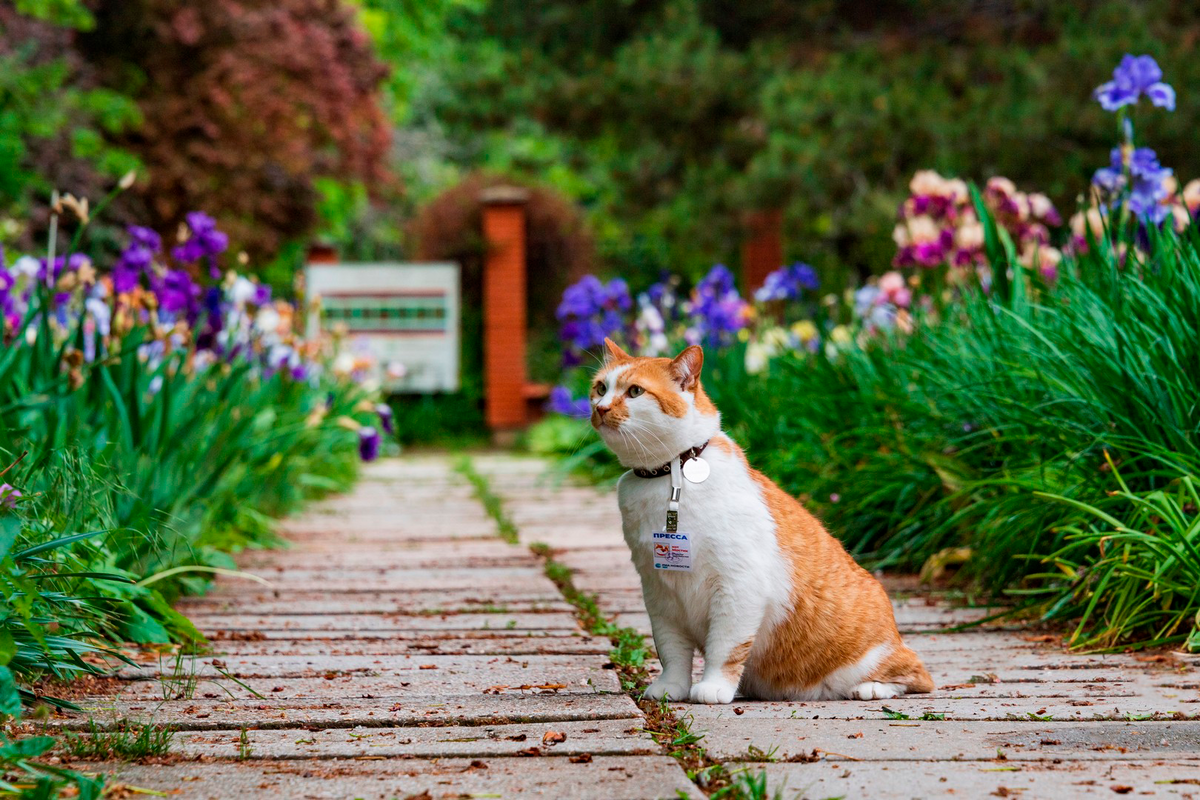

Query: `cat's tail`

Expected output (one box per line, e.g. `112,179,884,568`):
874,644,935,694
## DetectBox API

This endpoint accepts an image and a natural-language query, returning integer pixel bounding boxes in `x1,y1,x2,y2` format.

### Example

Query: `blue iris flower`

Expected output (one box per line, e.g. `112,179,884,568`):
1094,54,1175,112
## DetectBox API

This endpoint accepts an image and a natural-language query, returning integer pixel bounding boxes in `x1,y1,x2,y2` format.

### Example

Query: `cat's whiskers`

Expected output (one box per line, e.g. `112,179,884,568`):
614,418,667,462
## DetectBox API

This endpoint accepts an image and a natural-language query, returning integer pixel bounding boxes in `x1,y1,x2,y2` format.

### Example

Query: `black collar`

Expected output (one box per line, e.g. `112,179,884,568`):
632,441,710,479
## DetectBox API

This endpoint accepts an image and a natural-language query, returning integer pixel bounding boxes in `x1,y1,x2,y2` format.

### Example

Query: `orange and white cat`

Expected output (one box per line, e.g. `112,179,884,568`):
591,338,934,704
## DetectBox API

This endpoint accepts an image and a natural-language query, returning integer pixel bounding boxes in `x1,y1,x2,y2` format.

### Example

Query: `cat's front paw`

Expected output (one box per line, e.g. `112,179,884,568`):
689,680,735,704
643,678,691,702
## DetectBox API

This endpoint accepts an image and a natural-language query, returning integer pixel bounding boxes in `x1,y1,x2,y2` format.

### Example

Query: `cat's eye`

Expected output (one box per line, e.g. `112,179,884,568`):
592,381,605,396
627,385,645,398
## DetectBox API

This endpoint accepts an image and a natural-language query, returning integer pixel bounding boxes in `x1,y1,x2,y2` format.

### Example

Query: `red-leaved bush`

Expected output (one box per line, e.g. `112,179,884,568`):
78,0,392,257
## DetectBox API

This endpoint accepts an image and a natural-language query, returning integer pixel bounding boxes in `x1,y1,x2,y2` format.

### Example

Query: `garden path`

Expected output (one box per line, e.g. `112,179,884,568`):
63,453,1200,798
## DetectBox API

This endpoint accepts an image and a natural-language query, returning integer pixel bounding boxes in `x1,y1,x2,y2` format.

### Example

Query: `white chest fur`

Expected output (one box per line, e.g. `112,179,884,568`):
616,444,793,648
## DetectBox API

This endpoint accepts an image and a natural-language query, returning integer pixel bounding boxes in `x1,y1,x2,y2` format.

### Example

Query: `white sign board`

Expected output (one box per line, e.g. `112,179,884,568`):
306,261,460,393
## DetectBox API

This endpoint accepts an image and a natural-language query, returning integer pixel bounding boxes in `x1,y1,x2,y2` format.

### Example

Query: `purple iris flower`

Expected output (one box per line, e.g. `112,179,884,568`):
196,286,225,349
253,283,271,306
1093,146,1173,224
38,256,65,285
172,212,229,278
1094,54,1175,112
153,269,201,317
548,386,590,418
130,225,162,251
755,262,819,302
686,264,748,347
556,275,634,363
376,403,394,435
358,426,381,461
114,225,163,293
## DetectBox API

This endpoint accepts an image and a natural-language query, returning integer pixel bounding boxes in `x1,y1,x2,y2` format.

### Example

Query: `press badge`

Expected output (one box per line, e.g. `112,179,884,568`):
652,531,692,571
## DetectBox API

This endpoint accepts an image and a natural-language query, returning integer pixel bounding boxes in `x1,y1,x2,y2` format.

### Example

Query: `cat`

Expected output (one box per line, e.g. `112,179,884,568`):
591,338,934,704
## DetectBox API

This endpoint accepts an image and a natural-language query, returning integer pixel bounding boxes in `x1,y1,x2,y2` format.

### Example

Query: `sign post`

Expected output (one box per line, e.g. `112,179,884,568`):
305,261,461,394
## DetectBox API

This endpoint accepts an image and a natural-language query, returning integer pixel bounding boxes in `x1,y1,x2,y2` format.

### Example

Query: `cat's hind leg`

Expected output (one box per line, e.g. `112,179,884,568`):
848,643,934,700
849,681,906,700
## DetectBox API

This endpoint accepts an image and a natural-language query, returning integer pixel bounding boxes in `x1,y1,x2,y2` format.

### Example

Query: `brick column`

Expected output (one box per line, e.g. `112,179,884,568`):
741,209,783,295
481,186,530,433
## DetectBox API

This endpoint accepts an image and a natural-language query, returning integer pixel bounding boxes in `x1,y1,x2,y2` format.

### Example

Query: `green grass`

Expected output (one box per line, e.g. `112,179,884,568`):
701,222,1200,651
0,733,106,798
454,456,519,544
1031,464,1200,651
62,719,175,760
541,211,1200,652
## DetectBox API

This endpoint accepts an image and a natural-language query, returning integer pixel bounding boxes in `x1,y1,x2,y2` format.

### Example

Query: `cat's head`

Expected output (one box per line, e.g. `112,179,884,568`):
589,338,721,468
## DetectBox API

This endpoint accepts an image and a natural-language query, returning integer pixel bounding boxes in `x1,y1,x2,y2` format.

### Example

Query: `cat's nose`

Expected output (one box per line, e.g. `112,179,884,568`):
595,405,611,418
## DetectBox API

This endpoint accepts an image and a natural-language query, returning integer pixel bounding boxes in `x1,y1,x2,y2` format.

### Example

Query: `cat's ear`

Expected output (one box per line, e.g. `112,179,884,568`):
669,345,703,391
603,338,632,364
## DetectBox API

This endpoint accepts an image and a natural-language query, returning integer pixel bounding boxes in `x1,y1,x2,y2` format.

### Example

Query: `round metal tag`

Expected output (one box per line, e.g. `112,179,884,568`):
681,456,710,484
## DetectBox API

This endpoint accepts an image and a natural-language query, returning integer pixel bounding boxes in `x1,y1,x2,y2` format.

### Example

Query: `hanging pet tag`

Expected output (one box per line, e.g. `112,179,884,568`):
652,530,692,571
681,456,710,484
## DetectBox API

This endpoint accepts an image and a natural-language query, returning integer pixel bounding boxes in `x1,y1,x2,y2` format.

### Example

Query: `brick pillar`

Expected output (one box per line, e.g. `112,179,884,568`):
481,186,530,433
741,209,783,295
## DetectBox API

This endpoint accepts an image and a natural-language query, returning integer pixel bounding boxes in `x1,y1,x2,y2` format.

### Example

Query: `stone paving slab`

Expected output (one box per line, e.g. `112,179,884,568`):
673,695,1195,721
171,718,654,760
189,611,584,633
119,655,622,699
121,653,619,681
276,523,499,542
92,755,705,799
109,674,618,702
201,566,549,593
207,634,610,657
180,590,571,615
754,759,1200,799
62,693,643,731
202,633,609,652
236,541,535,568
688,717,1200,762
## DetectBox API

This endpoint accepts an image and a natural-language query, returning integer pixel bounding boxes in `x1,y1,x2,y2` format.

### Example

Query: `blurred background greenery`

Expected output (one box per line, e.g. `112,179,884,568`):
6,0,1200,289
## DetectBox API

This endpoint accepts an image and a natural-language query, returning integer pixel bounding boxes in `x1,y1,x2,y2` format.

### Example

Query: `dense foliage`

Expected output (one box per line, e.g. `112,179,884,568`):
0,195,388,732
402,0,1200,286
2,0,392,262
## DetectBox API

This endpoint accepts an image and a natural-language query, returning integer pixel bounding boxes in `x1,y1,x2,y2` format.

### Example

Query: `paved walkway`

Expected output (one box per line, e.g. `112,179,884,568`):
62,454,1200,798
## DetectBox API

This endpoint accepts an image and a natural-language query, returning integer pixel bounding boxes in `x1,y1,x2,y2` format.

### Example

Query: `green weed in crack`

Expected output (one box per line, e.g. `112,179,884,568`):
454,457,519,544
159,650,200,702
532,540,753,796
237,727,252,761
62,719,175,760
